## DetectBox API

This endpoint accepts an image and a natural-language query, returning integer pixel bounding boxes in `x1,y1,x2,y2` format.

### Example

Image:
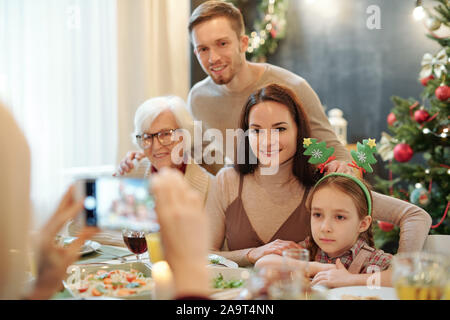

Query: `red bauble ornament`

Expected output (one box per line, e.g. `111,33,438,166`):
378,221,394,232
420,75,434,86
414,109,430,124
435,85,450,101
270,28,277,38
394,143,414,162
387,112,397,126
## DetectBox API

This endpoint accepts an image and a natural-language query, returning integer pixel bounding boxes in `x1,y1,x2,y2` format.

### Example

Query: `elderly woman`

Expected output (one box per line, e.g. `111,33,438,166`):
117,96,211,198
69,96,212,246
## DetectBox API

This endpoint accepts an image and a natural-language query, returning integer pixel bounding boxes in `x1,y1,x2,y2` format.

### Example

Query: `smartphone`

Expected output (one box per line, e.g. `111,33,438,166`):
74,177,159,232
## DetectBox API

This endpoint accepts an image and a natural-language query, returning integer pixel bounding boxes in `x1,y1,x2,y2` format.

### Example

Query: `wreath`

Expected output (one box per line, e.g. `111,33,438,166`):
227,0,289,62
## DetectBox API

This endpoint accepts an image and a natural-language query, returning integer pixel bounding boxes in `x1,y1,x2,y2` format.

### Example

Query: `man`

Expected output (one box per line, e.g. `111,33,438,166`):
117,0,352,176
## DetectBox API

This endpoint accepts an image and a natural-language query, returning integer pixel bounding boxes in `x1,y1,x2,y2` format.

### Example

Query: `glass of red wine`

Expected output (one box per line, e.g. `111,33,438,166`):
122,229,148,261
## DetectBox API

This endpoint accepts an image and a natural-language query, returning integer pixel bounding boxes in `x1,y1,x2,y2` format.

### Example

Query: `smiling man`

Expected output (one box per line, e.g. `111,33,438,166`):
188,1,352,174
117,1,353,176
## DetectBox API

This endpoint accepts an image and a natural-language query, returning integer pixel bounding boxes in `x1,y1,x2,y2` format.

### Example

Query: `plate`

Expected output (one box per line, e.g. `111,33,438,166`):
208,266,250,300
80,240,101,255
208,254,239,268
63,262,153,300
60,237,101,256
208,266,251,281
327,286,398,300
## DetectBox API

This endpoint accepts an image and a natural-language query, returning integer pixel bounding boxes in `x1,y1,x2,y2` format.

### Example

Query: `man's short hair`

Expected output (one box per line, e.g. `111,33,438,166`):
189,1,245,39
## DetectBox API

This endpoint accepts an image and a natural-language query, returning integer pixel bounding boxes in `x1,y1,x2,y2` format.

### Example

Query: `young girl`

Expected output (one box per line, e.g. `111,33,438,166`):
255,173,393,288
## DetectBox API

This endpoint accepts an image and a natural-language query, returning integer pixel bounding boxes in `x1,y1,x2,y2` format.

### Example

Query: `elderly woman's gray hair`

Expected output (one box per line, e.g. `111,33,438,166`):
132,96,195,149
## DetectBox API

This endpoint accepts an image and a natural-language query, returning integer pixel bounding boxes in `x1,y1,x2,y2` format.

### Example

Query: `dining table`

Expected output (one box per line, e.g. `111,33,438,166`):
51,241,404,301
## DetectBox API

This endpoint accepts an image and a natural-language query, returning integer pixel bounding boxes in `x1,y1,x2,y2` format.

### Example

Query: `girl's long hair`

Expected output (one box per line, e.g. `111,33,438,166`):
234,83,320,187
305,175,375,261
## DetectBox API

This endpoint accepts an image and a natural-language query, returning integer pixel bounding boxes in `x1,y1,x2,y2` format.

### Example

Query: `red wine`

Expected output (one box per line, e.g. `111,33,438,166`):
123,233,148,254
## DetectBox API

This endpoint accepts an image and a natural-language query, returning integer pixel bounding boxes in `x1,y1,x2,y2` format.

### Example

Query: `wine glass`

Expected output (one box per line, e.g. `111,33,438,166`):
122,229,148,261
392,251,448,300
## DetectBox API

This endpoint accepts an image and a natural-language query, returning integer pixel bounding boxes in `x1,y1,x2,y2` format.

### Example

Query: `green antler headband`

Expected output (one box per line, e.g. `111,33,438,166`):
303,138,378,176
303,138,378,216
303,138,336,174
348,138,378,176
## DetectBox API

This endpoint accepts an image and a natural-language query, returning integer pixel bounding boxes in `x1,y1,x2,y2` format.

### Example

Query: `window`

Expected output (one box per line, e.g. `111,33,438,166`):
0,0,117,227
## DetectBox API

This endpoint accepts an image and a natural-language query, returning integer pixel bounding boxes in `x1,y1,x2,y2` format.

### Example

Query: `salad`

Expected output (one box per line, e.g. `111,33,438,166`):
66,268,153,298
212,273,244,289
209,257,221,265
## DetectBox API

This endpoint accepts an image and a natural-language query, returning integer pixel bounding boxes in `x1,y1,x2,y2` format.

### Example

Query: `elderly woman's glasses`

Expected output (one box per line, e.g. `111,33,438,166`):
136,129,178,149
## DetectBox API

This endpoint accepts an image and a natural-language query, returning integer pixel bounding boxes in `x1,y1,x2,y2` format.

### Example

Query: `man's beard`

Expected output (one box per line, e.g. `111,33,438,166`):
207,52,244,85
210,70,233,85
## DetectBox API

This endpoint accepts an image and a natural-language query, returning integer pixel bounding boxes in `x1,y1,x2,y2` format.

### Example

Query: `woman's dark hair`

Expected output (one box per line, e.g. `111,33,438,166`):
234,83,320,187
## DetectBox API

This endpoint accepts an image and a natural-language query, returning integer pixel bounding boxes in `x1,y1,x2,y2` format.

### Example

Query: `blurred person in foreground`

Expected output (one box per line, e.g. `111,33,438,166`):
151,168,210,299
0,102,97,300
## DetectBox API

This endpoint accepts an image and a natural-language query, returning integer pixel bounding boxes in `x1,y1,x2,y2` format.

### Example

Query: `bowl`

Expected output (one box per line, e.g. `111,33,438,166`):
63,262,153,300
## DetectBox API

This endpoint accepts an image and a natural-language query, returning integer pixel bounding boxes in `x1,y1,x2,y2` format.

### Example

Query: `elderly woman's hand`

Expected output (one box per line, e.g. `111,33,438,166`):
113,151,145,176
151,168,210,297
27,186,98,300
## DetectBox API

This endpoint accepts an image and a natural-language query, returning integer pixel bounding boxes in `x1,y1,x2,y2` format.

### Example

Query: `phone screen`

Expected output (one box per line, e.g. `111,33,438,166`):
81,177,159,232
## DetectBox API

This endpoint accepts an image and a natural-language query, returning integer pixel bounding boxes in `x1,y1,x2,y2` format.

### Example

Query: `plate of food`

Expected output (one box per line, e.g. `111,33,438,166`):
208,254,238,268
327,286,398,300
63,262,153,300
208,266,249,300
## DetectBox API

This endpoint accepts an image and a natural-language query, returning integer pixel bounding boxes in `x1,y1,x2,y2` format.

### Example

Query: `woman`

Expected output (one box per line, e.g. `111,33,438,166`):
69,96,212,245
206,84,432,266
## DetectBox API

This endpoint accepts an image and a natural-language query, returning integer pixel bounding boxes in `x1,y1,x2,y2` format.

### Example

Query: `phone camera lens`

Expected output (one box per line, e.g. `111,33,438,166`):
84,196,96,210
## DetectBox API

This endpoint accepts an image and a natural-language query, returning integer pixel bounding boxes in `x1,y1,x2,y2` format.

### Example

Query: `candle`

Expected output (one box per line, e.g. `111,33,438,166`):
152,261,175,300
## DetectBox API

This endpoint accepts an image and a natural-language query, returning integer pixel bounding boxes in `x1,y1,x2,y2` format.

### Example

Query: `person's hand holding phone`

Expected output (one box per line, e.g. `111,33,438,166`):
151,168,210,298
27,185,98,300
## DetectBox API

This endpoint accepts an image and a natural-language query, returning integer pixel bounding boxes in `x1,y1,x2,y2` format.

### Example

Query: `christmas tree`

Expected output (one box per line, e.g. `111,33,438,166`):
375,0,450,253
226,0,289,62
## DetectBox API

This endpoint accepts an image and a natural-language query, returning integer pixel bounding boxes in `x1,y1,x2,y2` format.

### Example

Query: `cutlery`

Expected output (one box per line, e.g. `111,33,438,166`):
86,245,131,263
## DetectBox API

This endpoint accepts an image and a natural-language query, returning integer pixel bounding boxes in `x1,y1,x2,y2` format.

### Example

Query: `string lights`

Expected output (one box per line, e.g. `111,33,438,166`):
413,0,426,20
228,0,288,62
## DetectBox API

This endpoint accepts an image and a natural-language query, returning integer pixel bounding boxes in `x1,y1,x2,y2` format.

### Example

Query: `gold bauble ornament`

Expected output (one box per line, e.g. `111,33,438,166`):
425,16,441,31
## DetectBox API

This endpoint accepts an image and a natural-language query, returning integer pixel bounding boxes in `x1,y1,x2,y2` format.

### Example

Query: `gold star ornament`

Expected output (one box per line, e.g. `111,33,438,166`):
367,138,377,149
303,138,312,147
